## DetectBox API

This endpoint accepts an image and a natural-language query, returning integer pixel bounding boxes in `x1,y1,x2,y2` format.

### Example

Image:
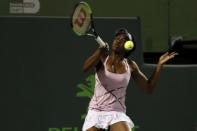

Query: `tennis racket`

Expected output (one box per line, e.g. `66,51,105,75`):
71,1,106,47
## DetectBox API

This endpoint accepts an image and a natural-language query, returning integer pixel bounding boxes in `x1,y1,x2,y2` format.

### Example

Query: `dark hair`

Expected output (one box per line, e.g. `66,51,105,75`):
115,28,136,58
115,28,131,39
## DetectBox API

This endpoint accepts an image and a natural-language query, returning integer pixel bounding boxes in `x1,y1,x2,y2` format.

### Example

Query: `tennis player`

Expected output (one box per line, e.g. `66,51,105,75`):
82,28,177,131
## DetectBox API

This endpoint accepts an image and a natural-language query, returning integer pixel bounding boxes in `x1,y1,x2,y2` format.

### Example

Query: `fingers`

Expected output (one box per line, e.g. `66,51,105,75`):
169,52,178,56
163,51,178,56
159,52,169,61
159,51,178,65
99,42,109,52
162,51,178,59
105,42,109,51
169,52,178,59
162,52,169,57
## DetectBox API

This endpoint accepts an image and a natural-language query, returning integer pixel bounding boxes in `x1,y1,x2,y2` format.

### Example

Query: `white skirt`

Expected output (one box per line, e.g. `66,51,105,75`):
82,110,134,131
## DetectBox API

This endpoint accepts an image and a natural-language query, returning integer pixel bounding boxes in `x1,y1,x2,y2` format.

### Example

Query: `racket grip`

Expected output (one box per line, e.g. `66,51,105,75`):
95,36,106,47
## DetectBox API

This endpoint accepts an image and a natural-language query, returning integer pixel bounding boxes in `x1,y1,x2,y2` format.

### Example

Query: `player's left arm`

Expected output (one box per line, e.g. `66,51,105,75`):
128,52,178,93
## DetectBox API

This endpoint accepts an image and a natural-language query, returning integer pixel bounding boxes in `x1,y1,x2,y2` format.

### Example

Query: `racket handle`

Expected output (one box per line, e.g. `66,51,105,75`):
95,36,106,47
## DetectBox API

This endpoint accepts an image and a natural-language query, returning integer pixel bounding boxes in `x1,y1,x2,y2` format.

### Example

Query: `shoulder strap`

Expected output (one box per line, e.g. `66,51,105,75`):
125,59,132,72
103,55,109,65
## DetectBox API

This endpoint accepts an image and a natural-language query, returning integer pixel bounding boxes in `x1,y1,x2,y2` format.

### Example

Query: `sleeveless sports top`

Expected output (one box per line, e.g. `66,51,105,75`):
88,56,132,113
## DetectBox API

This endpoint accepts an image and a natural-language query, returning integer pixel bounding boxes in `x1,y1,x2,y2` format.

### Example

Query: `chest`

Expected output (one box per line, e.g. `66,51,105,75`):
106,59,128,74
96,65,131,89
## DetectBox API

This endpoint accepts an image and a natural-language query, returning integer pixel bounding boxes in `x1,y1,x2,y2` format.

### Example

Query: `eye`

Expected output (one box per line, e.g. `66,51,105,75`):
114,35,127,44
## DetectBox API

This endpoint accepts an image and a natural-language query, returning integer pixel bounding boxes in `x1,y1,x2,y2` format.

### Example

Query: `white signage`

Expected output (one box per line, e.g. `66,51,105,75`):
10,0,40,14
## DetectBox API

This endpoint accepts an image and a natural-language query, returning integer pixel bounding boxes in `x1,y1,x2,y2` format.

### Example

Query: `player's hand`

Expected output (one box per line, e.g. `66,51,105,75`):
158,52,178,65
99,42,109,51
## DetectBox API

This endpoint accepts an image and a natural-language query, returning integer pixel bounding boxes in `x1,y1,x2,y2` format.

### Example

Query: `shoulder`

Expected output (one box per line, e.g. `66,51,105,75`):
100,53,108,63
126,59,139,71
95,54,108,71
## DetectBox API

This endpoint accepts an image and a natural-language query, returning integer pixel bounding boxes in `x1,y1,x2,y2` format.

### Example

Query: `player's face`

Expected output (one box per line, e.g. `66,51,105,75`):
112,34,128,53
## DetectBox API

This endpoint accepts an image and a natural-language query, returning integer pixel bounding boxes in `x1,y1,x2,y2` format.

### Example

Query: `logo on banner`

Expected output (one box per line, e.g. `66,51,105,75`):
48,75,95,131
76,74,95,119
9,0,40,14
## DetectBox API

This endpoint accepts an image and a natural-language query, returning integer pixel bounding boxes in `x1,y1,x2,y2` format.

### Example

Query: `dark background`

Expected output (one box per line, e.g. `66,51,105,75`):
1,17,196,131
1,0,197,52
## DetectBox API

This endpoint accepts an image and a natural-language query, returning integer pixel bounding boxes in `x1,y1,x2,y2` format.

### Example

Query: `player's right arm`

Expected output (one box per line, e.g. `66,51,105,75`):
83,46,108,73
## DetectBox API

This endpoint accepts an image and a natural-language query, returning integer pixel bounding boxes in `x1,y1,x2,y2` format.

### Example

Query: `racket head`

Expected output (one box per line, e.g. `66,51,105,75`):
71,1,93,36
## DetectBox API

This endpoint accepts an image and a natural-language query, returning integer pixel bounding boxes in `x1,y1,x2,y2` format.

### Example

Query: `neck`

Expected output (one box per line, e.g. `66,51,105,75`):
110,52,124,65
110,52,124,73
110,52,124,64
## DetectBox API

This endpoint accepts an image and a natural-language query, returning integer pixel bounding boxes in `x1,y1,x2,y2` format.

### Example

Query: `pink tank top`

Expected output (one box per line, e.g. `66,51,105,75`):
88,56,132,113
